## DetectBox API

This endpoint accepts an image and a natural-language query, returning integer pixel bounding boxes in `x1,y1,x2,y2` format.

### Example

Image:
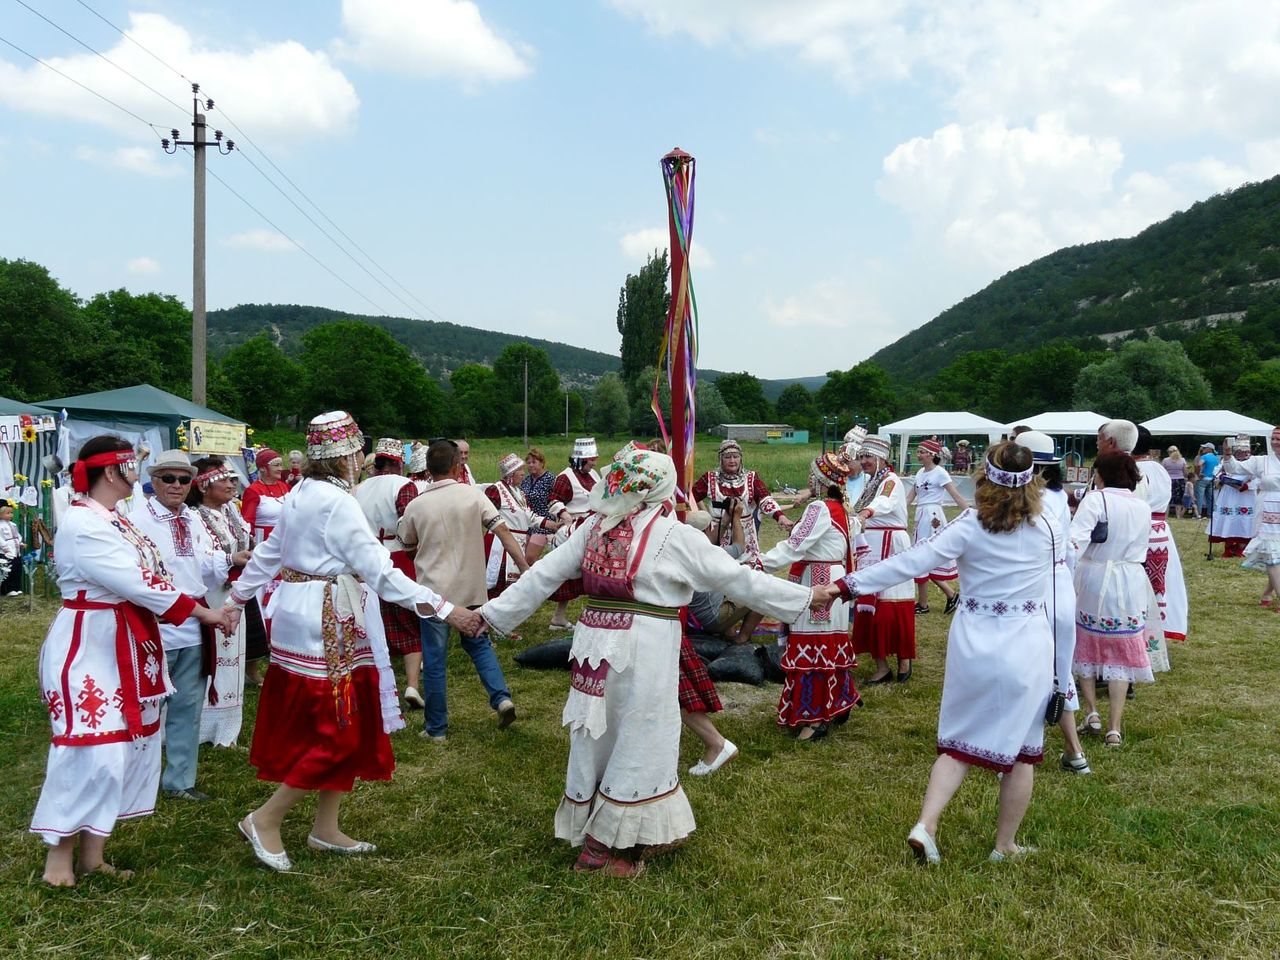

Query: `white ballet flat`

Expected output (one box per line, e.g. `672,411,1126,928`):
688,739,739,777
989,844,1037,863
307,835,377,854
238,814,292,872
907,822,941,865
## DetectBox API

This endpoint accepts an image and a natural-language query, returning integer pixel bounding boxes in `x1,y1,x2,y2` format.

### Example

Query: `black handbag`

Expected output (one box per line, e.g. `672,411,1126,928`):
1045,521,1066,726
1089,489,1109,543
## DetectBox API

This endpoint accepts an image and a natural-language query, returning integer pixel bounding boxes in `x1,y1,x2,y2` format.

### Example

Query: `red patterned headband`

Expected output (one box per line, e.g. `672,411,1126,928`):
71,450,136,493
197,467,234,490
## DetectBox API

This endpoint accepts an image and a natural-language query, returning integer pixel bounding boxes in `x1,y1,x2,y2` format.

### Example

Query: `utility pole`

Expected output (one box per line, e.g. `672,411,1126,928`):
564,390,569,437
163,83,234,406
522,358,529,448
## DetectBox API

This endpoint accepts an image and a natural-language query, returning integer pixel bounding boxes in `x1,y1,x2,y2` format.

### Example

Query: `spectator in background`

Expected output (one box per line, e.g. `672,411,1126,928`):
1195,442,1219,519
1162,446,1187,518
1183,457,1201,518
953,440,973,475
0,499,24,596
286,450,304,488
521,447,558,558
456,439,476,485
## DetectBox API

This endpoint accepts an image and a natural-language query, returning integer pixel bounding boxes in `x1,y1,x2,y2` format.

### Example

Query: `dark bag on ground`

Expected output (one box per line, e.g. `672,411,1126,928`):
707,644,765,686
514,637,573,670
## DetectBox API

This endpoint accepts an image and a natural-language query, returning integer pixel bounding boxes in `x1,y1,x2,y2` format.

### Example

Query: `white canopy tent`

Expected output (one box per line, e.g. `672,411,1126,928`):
1140,409,1276,436
1006,411,1109,436
878,411,1007,472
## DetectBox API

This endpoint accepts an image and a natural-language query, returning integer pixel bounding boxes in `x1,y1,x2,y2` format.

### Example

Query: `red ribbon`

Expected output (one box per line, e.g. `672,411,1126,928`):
71,450,135,493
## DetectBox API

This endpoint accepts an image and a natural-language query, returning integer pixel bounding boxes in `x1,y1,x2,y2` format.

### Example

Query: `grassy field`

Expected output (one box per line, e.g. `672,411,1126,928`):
1,488,1278,958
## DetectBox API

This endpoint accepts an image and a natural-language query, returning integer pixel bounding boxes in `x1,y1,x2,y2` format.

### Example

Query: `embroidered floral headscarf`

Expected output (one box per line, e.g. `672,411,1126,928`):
589,448,677,530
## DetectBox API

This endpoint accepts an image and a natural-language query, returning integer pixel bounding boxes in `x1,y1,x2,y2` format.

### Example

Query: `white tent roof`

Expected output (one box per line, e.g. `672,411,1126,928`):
879,411,1007,435
1006,411,1109,435
1141,409,1276,436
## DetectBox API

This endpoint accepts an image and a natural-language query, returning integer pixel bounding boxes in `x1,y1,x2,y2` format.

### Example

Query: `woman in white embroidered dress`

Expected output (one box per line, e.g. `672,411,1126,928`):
187,456,253,747
906,439,968,614
815,441,1062,865
480,448,816,878
30,436,224,887
1223,426,1280,609
1070,452,1154,749
222,412,483,871
760,452,860,741
1210,437,1258,559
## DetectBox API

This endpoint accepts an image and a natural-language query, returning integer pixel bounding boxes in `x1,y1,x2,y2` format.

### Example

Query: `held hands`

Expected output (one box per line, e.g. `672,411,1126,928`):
445,605,485,637
777,514,796,531
809,582,842,611
219,602,242,636
231,549,252,568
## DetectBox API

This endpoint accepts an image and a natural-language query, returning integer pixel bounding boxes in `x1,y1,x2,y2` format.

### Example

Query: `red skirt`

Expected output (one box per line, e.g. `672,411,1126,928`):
250,665,394,792
677,634,721,713
851,599,916,660
549,577,583,603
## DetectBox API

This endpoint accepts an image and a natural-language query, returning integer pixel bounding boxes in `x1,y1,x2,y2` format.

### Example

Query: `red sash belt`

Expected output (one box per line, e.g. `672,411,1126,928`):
63,593,167,739
866,526,906,531
1151,513,1167,521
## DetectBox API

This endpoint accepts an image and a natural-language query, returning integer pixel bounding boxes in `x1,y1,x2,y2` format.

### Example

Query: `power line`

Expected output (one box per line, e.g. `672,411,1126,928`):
11,0,190,115
68,0,453,326
196,151,397,319
0,31,172,138
70,0,192,84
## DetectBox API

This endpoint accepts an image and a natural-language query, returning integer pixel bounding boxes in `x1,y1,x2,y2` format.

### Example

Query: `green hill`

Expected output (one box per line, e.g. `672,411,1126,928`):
870,175,1280,381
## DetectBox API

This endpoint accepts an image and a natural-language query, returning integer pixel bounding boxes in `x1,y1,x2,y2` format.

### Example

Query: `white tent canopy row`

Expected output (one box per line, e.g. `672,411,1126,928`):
1005,411,1109,435
877,412,1007,473
1140,409,1276,436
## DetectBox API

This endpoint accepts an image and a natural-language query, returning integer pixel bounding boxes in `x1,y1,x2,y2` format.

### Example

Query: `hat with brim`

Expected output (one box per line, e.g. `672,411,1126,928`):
1014,430,1059,464
147,449,194,476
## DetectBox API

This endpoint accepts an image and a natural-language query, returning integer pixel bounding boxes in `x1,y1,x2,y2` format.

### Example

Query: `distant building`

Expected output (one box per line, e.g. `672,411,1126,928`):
711,423,809,444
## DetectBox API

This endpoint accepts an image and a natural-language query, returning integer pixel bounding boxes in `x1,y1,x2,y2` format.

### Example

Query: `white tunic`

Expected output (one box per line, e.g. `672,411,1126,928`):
354,474,411,550
1227,450,1280,568
845,510,1059,771
761,498,853,643
911,465,960,582
857,472,915,603
193,501,251,747
1136,458,1188,643
131,498,230,651
1211,462,1258,541
30,499,190,845
481,507,811,849
232,480,451,719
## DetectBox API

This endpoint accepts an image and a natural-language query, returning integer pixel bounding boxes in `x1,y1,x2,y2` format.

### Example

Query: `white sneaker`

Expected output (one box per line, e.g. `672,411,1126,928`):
907,822,941,865
3,591,22,597
403,686,424,709
989,844,1037,863
688,739,738,777
496,699,517,729
419,731,447,744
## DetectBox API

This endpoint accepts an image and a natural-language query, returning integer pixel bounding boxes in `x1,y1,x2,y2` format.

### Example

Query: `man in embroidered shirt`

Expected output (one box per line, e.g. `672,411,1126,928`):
398,441,529,740
132,450,250,800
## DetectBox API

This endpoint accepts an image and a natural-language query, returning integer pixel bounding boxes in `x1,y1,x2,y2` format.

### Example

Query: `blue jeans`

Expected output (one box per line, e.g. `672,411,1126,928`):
1196,478,1214,516
162,646,205,791
420,617,511,737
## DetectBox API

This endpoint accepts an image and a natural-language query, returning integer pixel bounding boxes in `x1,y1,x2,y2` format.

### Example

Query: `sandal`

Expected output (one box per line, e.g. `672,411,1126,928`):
1077,711,1102,735
1104,730,1123,748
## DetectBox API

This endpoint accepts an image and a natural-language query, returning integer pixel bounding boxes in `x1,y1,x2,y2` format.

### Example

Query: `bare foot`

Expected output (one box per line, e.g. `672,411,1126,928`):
42,865,76,887
43,842,76,887
75,862,134,880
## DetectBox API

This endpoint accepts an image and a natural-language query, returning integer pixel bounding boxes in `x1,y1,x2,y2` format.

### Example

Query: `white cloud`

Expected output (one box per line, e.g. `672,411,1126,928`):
76,145,181,178
620,227,715,269
335,0,533,85
762,273,900,355
225,229,297,252
0,13,358,147
126,256,161,274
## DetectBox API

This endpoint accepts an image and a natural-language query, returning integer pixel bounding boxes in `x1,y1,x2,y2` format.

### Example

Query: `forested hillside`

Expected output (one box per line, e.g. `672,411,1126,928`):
872,175,1280,382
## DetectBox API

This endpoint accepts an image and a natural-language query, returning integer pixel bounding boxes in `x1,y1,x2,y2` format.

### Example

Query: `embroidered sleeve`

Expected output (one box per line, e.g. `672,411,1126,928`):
850,510,974,596
231,497,290,601
759,501,829,574
691,472,710,504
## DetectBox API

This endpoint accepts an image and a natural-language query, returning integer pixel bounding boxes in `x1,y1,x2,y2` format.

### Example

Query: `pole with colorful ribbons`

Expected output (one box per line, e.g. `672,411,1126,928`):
653,147,699,512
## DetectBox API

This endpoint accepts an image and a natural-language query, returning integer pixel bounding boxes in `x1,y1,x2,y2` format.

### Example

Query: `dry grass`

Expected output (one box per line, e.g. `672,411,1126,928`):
0,508,1277,959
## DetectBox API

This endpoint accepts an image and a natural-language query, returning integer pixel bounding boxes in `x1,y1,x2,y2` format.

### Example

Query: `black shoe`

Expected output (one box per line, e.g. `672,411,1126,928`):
944,594,961,614
866,671,894,686
914,603,930,615
832,710,851,726
1125,683,1135,701
165,788,210,802
896,667,913,683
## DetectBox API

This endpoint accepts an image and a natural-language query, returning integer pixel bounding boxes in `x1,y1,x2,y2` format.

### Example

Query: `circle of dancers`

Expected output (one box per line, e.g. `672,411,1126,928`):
25,414,1280,883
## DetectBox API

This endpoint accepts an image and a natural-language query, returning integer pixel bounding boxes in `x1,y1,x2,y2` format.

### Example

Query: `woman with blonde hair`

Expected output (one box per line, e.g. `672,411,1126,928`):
814,441,1063,864
1162,446,1187,518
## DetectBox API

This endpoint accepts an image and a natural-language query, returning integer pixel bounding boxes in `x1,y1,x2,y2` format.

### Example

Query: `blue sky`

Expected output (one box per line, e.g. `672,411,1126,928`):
3,1,1278,378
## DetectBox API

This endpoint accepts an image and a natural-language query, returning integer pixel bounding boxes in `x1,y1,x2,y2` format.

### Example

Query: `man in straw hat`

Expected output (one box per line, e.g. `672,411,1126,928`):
850,435,917,684
480,446,827,877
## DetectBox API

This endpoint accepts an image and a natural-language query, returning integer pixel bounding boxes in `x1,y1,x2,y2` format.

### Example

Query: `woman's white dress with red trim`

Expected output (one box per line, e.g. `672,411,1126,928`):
481,507,810,850
30,500,189,844
851,471,916,661
844,509,1060,773
911,465,959,584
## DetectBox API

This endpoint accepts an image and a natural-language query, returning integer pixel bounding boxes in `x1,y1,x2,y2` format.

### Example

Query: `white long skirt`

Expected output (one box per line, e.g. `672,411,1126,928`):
1049,565,1079,711
554,616,695,849
29,705,163,845
913,504,959,582
936,608,1052,773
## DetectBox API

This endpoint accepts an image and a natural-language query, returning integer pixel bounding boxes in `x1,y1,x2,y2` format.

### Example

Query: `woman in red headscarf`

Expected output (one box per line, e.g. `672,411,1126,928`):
239,448,291,683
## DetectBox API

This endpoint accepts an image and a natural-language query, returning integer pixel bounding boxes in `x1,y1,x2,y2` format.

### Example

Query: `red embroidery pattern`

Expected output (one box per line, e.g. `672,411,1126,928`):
578,607,635,630
1144,546,1169,596
44,689,63,722
570,658,608,697
581,520,635,586
809,563,832,623
76,676,109,729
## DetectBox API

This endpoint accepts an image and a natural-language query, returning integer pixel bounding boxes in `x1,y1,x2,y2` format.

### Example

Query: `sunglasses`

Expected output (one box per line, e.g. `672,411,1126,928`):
156,474,193,486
